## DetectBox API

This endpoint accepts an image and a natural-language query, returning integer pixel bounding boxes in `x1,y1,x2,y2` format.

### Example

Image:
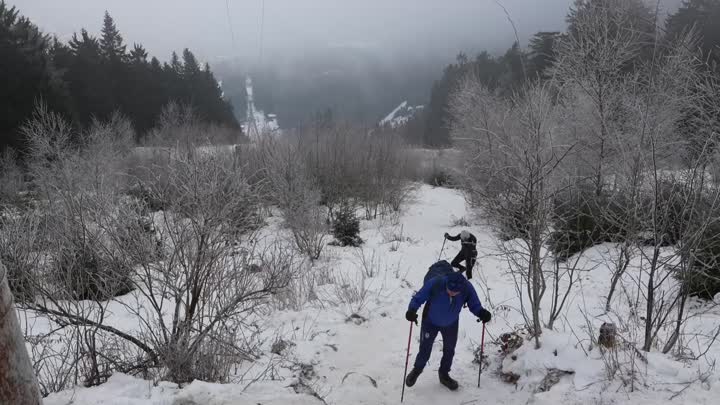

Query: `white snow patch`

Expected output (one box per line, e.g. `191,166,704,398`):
380,101,424,128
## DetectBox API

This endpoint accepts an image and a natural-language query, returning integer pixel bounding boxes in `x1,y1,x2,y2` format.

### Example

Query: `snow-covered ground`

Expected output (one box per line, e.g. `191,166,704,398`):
380,101,424,128
243,76,280,137
39,185,720,404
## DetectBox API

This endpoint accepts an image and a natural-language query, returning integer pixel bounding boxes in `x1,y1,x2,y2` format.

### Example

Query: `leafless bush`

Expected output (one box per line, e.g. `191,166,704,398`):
257,136,328,259
450,215,469,227
300,124,416,219
21,107,137,302
356,133,415,219
320,269,372,316
16,107,282,387
117,151,285,383
0,210,42,302
267,245,320,312
0,149,29,209
451,79,574,348
353,248,381,278
288,196,328,261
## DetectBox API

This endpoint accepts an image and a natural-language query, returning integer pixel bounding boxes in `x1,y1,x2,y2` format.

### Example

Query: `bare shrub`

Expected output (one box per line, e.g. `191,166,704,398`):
288,195,328,261
118,151,286,383
0,149,29,209
353,248,381,279
356,132,415,219
258,136,328,259
0,211,42,302
267,245,319,312
449,215,469,227
451,79,574,348
18,107,281,387
328,270,371,316
21,106,136,302
300,124,416,219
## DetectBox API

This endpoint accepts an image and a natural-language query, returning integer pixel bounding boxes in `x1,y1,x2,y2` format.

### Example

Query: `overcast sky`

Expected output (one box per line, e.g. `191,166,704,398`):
10,0,587,62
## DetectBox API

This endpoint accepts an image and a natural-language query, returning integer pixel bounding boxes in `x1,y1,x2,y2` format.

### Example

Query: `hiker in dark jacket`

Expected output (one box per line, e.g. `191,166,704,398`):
445,230,478,279
404,271,491,390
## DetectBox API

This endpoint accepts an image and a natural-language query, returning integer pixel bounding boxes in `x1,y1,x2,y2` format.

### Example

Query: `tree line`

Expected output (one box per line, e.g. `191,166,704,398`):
0,2,239,154
450,0,720,354
418,0,720,147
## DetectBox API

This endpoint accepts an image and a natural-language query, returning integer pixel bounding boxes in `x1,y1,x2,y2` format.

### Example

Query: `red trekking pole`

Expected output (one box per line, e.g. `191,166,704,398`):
477,322,486,388
401,321,414,403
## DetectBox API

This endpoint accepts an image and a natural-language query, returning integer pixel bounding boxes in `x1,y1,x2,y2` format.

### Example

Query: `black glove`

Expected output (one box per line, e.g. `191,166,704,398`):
477,308,492,323
406,310,418,324
444,233,450,239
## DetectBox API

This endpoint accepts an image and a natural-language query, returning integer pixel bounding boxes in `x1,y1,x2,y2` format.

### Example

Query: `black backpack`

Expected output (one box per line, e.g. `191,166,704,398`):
419,260,464,319
424,260,455,284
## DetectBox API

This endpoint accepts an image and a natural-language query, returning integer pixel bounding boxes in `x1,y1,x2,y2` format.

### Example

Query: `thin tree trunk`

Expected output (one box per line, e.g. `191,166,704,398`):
605,243,630,312
0,263,42,405
643,247,661,351
531,239,543,349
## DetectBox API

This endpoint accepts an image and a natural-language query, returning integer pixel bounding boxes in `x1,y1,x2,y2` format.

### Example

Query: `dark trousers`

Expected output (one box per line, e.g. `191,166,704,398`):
413,319,459,374
451,249,477,279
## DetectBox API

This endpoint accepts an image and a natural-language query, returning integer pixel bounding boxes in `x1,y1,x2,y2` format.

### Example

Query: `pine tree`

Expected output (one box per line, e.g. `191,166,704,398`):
67,29,113,124
666,0,720,69
129,43,148,65
100,11,126,61
332,202,363,247
0,0,67,152
527,32,562,80
182,48,200,78
170,51,182,74
2,2,239,148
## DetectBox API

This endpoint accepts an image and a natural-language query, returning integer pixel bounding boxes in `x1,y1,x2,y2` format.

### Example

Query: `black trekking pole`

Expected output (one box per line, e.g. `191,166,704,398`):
401,321,414,403
478,322,486,388
437,238,447,261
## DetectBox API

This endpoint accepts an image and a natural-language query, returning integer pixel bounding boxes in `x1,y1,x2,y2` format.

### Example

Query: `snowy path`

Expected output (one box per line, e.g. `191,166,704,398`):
293,186,529,405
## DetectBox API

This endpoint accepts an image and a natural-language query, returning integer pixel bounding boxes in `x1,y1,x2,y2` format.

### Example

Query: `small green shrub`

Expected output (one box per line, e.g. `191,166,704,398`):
332,202,363,247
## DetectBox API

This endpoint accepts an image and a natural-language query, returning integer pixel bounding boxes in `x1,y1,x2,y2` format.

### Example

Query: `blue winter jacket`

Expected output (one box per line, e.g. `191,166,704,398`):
408,275,485,327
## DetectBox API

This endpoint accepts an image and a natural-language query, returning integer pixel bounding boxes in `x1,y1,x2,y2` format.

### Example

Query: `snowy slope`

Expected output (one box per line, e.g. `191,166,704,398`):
243,76,280,137
39,185,720,405
380,101,424,128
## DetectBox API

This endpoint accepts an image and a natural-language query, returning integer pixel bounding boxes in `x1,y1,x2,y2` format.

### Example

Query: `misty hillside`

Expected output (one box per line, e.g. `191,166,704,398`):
215,46,440,129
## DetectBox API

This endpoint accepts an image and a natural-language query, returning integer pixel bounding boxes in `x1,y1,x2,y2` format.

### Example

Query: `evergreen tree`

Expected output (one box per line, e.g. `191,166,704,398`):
497,42,527,96
0,0,68,152
182,48,201,78
0,2,248,149
129,43,148,65
100,11,126,62
170,51,182,74
66,29,114,124
666,0,720,69
527,32,563,80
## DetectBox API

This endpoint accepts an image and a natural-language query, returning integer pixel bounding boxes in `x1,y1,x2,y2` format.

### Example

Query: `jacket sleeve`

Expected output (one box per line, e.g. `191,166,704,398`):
409,278,438,311
446,233,461,242
465,284,485,317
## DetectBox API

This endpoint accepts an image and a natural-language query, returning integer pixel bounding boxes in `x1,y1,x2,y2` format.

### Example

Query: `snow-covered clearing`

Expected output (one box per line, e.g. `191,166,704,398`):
38,185,720,404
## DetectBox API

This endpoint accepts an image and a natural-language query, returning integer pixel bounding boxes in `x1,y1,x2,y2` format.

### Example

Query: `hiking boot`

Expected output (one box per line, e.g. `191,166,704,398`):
405,368,422,387
439,372,459,390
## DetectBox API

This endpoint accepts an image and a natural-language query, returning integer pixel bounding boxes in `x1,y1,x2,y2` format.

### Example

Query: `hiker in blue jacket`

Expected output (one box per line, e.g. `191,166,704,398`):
404,270,491,390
